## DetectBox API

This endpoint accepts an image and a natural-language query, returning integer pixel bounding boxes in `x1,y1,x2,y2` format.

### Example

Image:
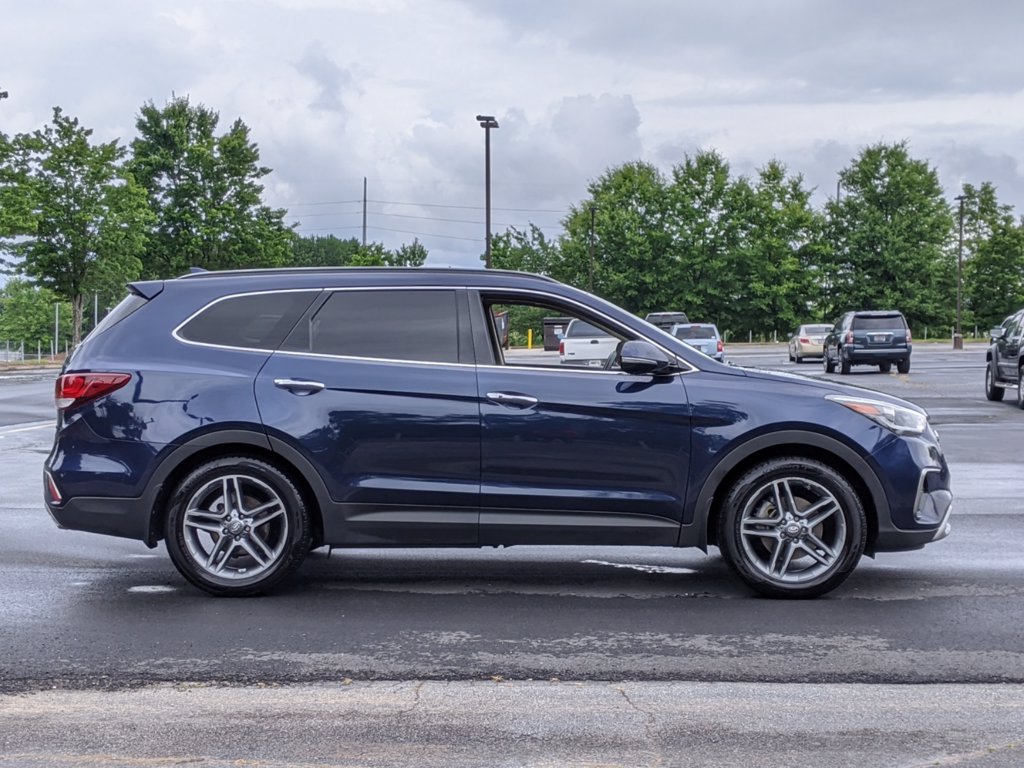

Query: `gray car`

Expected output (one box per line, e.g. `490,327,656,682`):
670,323,724,361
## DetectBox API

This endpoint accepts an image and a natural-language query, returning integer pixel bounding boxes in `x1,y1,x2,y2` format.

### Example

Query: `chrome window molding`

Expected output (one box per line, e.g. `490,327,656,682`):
171,283,696,374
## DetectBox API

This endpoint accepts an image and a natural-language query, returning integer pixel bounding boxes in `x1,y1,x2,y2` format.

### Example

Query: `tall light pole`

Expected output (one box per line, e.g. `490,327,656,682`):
476,115,499,268
954,194,966,350
588,205,596,292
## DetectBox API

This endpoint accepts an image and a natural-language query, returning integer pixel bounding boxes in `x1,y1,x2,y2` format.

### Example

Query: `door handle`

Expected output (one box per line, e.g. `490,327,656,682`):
273,378,325,395
485,391,539,409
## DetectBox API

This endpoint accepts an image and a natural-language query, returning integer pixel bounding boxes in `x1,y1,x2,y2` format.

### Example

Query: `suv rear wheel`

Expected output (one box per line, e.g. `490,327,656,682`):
165,457,312,596
897,358,911,374
839,355,851,375
985,362,1005,401
717,457,866,599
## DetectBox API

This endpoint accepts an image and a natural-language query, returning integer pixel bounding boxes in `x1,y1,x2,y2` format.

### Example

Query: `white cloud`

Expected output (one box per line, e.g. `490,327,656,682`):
1,0,1023,268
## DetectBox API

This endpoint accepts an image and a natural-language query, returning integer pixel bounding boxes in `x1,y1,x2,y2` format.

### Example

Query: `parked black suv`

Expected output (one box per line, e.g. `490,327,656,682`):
984,308,1024,407
823,311,912,375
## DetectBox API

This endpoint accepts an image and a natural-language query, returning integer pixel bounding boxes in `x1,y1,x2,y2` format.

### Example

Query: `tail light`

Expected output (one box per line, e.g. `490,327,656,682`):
717,340,724,353
559,340,565,355
845,331,853,344
55,372,131,410
799,337,810,344
907,329,912,343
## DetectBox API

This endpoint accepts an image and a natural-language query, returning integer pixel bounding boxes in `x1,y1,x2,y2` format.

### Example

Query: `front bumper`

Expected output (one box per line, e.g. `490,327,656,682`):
871,434,953,552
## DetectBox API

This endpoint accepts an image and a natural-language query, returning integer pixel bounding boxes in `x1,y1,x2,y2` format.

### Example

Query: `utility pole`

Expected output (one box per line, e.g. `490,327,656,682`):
476,115,499,268
954,194,966,350
588,205,596,292
362,177,367,247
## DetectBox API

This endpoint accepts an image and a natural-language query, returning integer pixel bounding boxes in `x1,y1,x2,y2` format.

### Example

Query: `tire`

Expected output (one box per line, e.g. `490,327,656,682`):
897,358,911,374
165,456,312,597
717,457,866,599
1018,367,1024,410
788,352,795,363
823,351,836,374
795,355,803,365
839,355,851,375
985,363,1005,401
879,362,892,374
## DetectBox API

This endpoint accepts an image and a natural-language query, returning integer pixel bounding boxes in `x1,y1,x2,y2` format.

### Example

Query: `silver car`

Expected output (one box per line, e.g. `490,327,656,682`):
670,323,724,361
788,323,832,363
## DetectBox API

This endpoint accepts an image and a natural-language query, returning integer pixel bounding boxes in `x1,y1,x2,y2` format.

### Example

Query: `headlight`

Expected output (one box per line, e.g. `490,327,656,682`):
825,394,928,436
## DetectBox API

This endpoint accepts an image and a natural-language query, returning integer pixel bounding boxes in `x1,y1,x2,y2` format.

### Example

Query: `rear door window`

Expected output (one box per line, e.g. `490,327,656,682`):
282,289,461,364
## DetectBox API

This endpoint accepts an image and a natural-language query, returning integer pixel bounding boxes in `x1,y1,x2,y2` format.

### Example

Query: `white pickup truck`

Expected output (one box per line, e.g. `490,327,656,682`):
558,319,620,367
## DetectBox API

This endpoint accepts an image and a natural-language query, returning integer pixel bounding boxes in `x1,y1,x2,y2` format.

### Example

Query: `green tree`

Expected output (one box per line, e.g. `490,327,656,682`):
825,142,953,330
662,151,742,326
491,224,561,276
292,234,363,267
0,278,71,351
386,237,428,267
1,108,151,345
730,161,825,337
955,183,1024,331
560,161,671,312
130,95,294,278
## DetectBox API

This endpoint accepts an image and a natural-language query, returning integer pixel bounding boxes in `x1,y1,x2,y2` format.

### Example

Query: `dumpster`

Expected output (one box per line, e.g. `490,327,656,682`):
542,316,573,351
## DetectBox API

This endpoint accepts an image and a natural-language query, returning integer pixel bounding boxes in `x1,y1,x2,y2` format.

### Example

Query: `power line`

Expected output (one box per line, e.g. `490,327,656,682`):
286,197,568,214
294,223,483,243
291,209,563,229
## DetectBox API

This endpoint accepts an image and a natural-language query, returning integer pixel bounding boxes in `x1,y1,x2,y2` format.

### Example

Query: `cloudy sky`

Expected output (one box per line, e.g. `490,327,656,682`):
3,0,1023,267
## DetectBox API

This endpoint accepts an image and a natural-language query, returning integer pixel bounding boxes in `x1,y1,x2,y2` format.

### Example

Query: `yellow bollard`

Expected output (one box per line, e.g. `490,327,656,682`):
527,329,533,349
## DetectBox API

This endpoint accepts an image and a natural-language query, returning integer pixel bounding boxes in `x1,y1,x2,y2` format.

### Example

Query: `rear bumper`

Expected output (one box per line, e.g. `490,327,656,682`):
45,489,154,543
794,341,824,358
845,346,911,364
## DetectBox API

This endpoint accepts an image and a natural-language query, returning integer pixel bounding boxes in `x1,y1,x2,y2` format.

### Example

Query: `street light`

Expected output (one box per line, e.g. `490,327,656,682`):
476,114,499,268
954,194,966,350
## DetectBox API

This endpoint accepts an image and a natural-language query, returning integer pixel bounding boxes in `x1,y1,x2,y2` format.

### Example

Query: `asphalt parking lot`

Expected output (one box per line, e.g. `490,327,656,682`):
1,343,1022,767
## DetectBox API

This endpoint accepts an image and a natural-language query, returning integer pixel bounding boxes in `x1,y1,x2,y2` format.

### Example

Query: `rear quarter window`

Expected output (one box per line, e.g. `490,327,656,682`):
177,291,319,350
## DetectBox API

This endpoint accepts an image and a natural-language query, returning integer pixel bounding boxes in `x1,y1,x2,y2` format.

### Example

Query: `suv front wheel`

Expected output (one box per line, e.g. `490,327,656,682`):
717,457,866,599
165,457,312,597
985,362,1005,401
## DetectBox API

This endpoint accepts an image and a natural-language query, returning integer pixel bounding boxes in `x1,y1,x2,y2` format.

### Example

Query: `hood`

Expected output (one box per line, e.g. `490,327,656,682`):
735,366,928,415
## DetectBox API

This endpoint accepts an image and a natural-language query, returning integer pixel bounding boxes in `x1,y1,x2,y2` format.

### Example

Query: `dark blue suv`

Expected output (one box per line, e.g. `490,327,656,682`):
45,268,953,598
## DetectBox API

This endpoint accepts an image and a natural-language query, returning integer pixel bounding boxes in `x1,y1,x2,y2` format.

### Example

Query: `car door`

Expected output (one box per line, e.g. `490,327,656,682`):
255,287,480,546
470,290,692,546
997,311,1024,382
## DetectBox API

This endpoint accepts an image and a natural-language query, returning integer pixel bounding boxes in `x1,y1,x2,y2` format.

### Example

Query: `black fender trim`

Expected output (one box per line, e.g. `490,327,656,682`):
679,430,890,554
143,428,272,546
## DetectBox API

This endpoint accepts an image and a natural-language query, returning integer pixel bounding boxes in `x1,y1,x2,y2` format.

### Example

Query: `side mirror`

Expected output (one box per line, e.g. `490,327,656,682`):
618,340,676,375
990,326,1006,341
